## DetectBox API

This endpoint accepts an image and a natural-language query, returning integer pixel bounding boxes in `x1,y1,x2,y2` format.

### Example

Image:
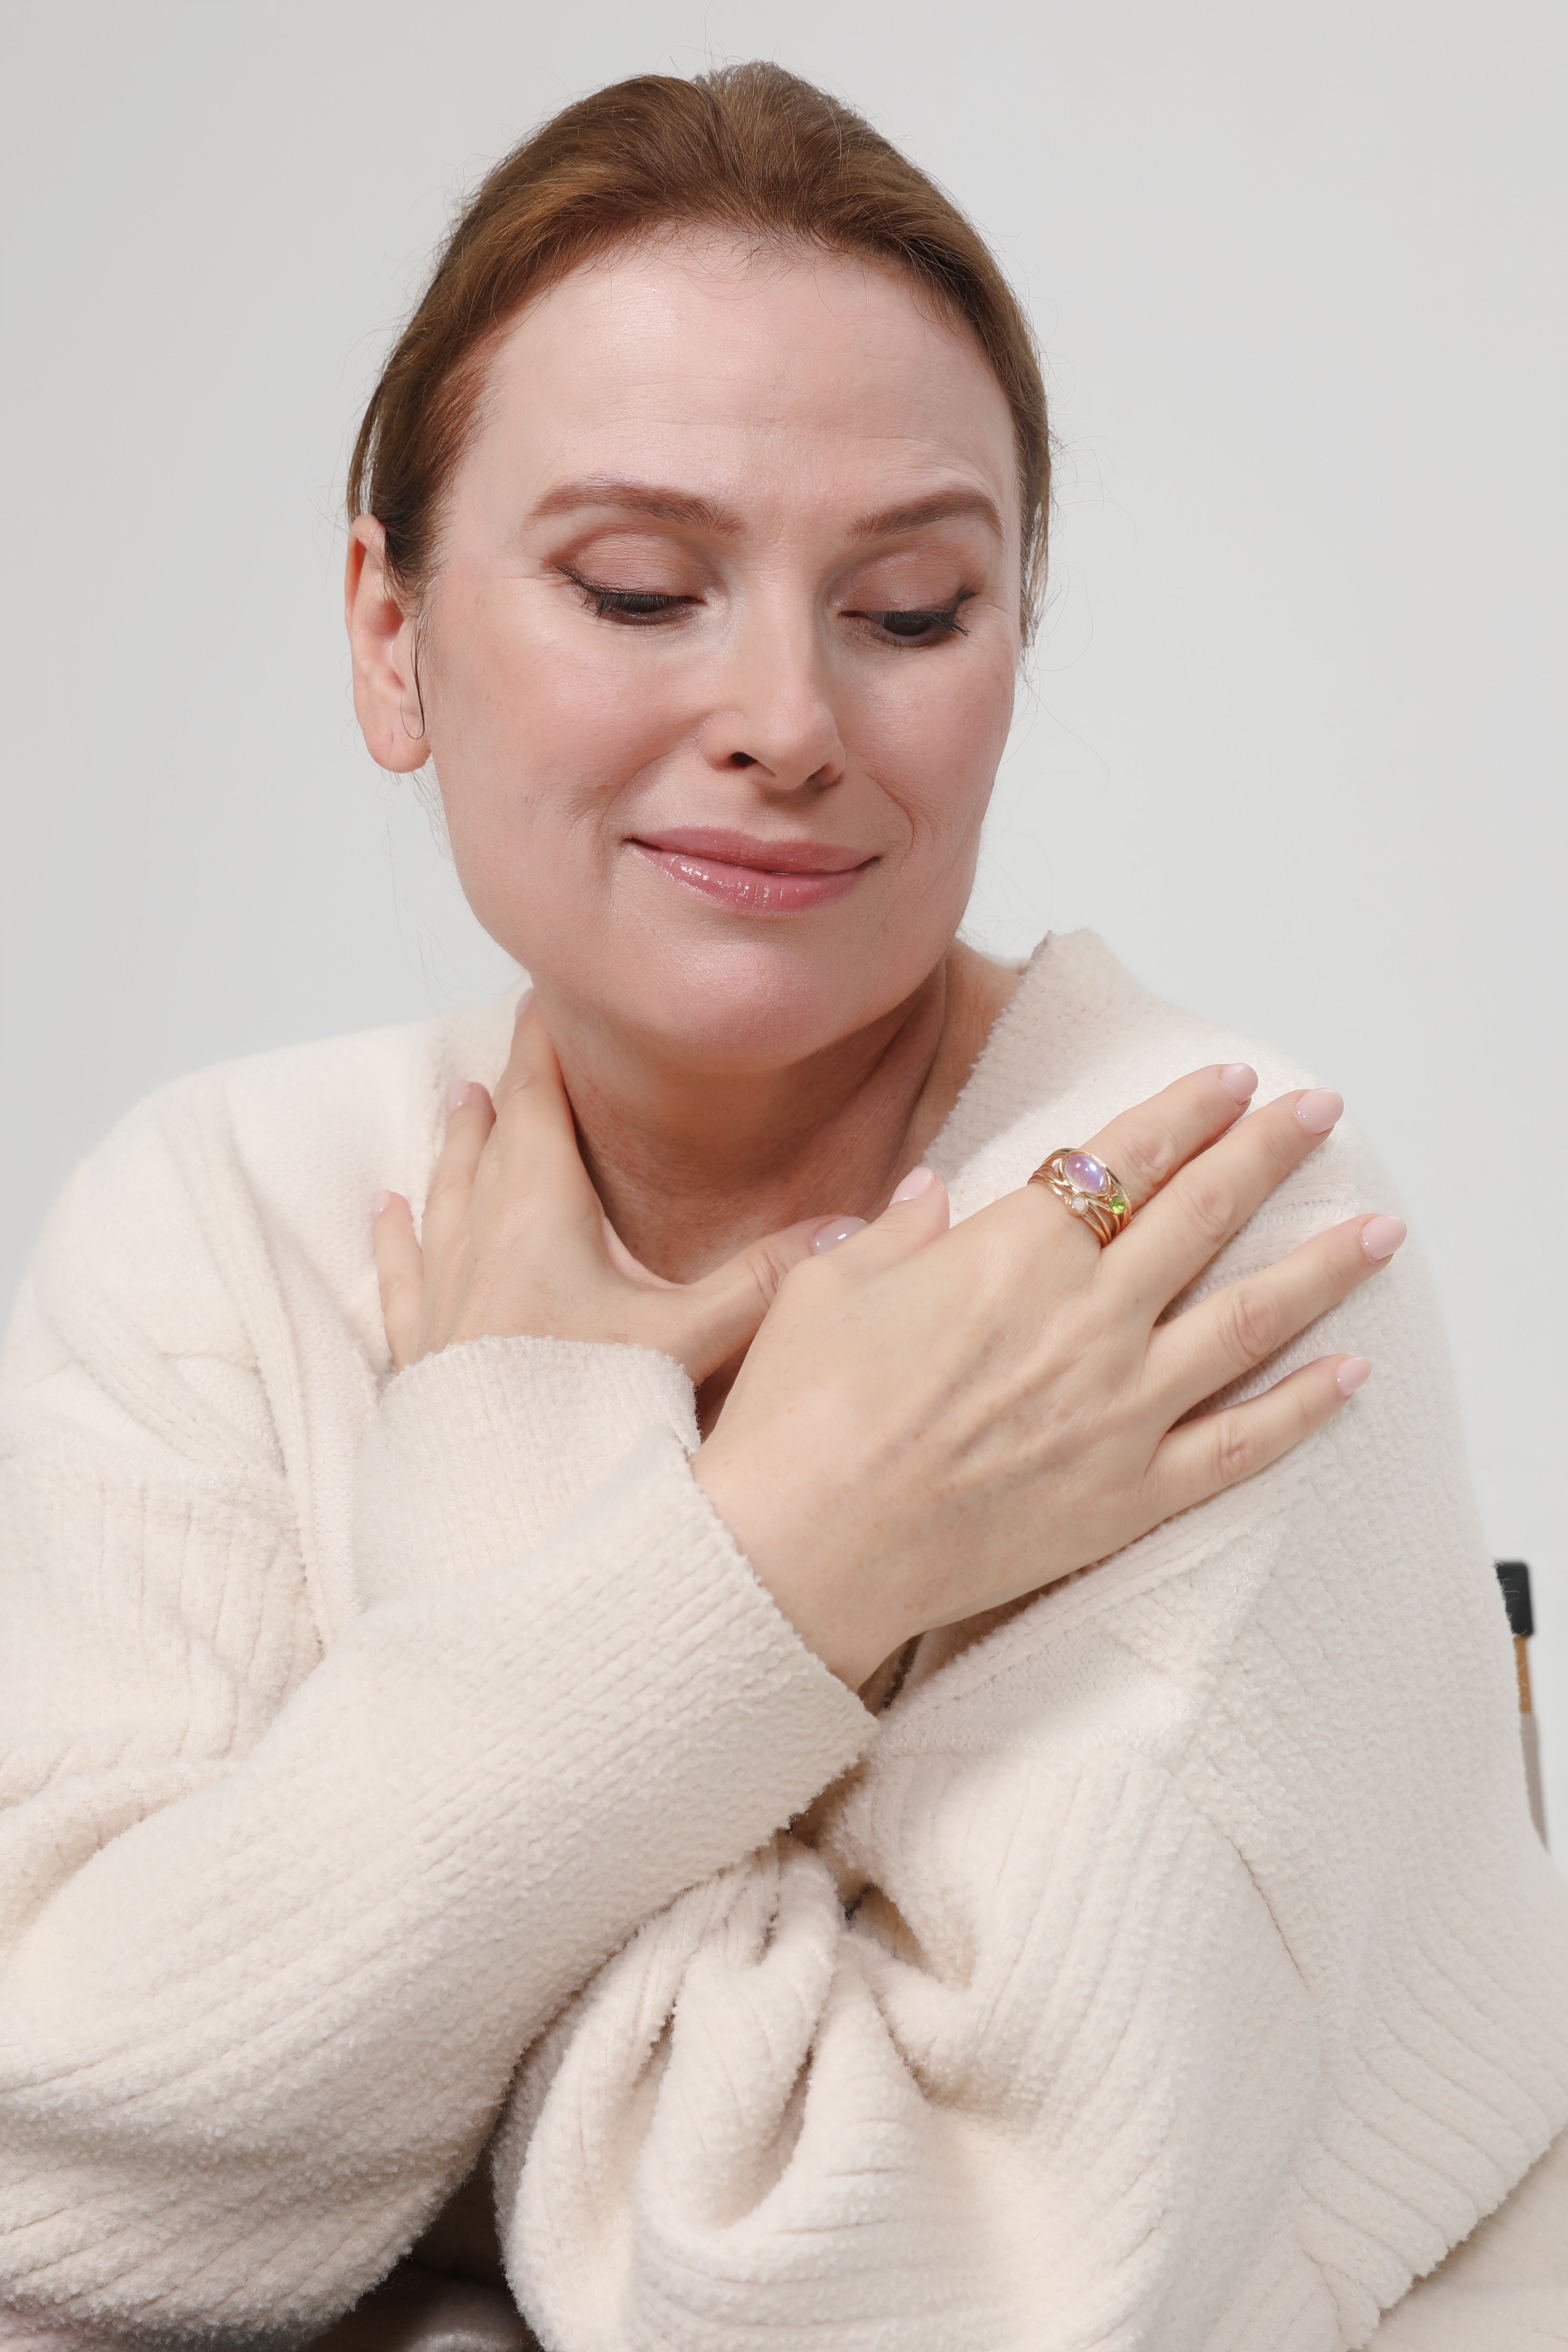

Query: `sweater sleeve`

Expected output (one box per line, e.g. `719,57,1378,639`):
0,1096,873,2350
492,1129,1568,2352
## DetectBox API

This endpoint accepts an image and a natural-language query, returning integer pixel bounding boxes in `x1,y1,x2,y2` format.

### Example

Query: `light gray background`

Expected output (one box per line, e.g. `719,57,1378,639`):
3,3,1563,1827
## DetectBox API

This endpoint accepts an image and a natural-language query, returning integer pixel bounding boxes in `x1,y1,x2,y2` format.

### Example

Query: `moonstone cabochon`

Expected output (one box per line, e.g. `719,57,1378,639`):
1062,1152,1110,1195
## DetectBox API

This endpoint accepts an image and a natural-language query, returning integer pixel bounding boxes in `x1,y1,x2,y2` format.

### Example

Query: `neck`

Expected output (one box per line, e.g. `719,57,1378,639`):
537,943,1020,1285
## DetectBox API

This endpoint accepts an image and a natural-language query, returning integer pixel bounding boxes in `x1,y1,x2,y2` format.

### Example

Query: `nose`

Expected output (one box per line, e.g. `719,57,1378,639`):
695,609,847,796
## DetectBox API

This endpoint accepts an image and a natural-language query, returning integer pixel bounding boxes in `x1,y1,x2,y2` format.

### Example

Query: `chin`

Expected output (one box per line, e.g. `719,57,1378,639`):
589,932,936,1072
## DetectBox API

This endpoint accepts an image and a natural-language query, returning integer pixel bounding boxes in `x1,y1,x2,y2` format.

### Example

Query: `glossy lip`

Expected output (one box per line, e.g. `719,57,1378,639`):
626,827,878,916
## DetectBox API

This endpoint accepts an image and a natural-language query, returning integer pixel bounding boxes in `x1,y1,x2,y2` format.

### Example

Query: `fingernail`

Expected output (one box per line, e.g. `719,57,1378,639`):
371,1188,393,1220
1360,1215,1407,1263
811,1215,867,1255
891,1166,937,1203
447,1080,472,1114
1296,1089,1344,1135
1220,1062,1258,1104
515,987,535,1021
1336,1355,1372,1397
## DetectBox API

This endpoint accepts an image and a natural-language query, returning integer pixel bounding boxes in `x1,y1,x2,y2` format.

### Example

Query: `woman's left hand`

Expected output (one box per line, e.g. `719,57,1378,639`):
371,997,855,1384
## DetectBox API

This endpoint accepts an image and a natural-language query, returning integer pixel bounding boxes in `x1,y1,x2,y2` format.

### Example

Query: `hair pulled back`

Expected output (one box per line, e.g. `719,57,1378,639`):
348,62,1050,629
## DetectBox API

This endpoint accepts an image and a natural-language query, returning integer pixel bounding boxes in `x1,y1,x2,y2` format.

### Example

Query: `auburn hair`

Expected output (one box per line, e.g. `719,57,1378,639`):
347,62,1050,629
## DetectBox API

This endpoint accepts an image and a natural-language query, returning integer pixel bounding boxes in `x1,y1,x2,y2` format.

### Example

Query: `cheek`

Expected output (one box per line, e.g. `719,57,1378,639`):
854,642,1015,853
427,589,685,873
423,592,690,961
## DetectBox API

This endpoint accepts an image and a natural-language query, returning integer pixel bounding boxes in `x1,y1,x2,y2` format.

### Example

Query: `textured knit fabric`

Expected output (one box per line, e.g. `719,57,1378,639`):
1,933,1564,2352
1363,2126,1568,2348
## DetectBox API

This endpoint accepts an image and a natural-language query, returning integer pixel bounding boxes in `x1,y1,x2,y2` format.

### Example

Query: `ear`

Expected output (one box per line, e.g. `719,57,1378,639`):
345,513,429,773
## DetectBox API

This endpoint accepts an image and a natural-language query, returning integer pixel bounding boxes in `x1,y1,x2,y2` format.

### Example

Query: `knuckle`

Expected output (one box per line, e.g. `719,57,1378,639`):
737,1251,783,1322
1179,1170,1234,1253
754,1234,799,1288
1222,1280,1283,1367
1111,1125,1177,1200
497,1060,547,1107
1211,1410,1260,1488
1293,1377,1326,1439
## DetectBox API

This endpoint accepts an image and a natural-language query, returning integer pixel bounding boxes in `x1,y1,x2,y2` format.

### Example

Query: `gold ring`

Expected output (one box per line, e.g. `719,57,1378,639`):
1028,1149,1132,1246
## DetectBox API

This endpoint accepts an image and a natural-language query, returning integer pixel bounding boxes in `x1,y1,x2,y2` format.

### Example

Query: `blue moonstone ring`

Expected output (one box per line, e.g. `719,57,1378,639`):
1028,1148,1133,1246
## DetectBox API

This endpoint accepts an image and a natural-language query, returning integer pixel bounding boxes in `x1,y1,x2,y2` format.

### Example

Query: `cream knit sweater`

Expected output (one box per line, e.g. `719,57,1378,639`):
2,933,1564,2352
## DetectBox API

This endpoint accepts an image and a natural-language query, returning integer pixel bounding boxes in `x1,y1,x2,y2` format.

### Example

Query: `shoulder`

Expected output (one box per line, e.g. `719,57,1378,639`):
943,929,1393,1244
939,930,1453,1547
6,994,517,1387
929,929,1476,1679
906,928,1485,1757
208,990,518,1245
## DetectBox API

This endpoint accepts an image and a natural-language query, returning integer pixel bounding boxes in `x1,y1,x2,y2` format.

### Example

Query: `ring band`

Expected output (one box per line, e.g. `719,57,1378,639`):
1028,1149,1132,1246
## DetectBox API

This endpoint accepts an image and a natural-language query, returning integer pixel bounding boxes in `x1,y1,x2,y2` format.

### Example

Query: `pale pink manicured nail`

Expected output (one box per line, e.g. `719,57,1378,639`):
812,1216,867,1254
891,1166,937,1203
447,1080,472,1114
1336,1356,1372,1397
1360,1216,1407,1263
515,987,535,1021
370,1189,393,1221
1296,1089,1344,1135
1220,1063,1258,1104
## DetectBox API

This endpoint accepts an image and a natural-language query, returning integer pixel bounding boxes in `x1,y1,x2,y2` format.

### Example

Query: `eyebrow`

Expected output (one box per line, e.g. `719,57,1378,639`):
847,489,1004,542
526,477,743,534
526,476,1003,544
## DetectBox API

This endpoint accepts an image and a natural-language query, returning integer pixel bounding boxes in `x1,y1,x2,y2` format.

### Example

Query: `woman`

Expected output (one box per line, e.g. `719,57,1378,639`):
2,62,1564,2352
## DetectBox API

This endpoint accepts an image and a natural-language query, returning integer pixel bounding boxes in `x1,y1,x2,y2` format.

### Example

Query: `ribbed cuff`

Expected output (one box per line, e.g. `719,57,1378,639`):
484,1425,878,1863
353,1335,699,1608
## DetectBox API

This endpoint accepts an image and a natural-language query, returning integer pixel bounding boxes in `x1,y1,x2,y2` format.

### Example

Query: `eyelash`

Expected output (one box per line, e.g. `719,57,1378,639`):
561,568,973,647
564,571,690,624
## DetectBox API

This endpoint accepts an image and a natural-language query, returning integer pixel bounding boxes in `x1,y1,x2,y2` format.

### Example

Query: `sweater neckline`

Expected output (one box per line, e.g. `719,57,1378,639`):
925,930,1177,1216
924,934,1056,1184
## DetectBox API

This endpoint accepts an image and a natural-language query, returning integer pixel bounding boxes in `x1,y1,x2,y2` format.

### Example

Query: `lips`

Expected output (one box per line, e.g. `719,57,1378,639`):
626,828,877,915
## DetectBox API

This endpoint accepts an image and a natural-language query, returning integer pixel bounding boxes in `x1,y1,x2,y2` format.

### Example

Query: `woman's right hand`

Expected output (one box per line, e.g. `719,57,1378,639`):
693,1066,1406,1689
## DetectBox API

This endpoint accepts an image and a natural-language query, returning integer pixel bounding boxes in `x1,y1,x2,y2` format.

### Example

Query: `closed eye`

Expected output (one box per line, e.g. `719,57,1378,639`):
562,567,695,625
561,569,975,644
844,594,974,646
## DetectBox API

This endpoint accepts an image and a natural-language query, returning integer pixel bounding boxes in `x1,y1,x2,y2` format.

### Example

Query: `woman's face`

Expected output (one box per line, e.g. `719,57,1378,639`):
353,231,1022,1072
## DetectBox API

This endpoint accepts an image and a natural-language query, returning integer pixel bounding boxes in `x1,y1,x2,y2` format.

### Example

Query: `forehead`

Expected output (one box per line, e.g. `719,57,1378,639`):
462,231,1019,536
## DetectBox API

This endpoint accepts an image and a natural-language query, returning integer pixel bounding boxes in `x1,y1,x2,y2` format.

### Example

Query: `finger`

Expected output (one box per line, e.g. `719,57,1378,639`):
1150,1352,1370,1516
1152,1213,1406,1417
420,1079,498,1260
487,992,603,1228
1110,1085,1345,1306
371,1190,424,1370
671,1214,866,1383
810,1164,952,1277
1061,1063,1260,1216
